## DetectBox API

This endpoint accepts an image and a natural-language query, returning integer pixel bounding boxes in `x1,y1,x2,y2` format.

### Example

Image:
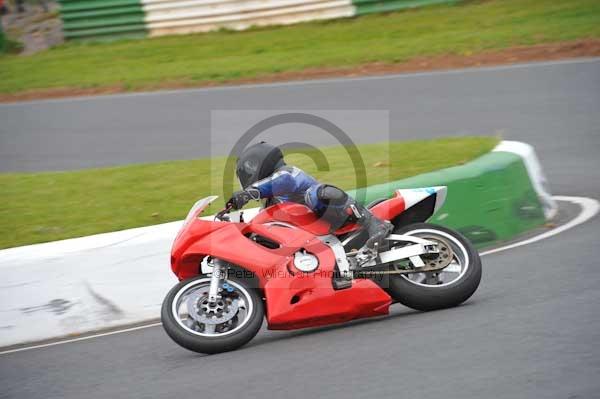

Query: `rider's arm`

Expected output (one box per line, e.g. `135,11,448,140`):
226,188,260,210
251,170,298,198
227,170,299,210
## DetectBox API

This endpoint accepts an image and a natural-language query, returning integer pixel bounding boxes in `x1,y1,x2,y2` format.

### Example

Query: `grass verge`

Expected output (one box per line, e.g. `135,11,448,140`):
0,137,498,249
0,0,599,95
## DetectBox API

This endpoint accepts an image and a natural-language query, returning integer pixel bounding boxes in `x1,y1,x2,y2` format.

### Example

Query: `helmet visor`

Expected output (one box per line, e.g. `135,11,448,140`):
237,156,260,189
236,142,283,189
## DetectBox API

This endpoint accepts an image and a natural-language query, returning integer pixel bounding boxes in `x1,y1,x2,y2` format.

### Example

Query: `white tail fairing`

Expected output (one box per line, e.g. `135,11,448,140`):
396,186,447,214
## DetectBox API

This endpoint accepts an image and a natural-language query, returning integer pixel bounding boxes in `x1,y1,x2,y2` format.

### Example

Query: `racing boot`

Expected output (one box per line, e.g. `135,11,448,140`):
353,204,393,265
364,216,393,251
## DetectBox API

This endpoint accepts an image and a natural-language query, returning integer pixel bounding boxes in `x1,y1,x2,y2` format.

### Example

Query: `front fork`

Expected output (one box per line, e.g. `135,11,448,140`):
208,258,225,303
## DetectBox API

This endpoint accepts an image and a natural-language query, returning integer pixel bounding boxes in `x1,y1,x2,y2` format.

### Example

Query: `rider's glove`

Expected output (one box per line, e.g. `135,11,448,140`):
226,189,260,210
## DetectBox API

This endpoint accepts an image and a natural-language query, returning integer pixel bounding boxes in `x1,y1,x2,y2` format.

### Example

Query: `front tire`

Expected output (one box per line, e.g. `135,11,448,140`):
161,275,264,354
387,223,482,311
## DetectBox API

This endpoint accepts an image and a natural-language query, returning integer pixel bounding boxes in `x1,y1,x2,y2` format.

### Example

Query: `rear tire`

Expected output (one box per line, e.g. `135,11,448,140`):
387,223,482,311
161,275,264,354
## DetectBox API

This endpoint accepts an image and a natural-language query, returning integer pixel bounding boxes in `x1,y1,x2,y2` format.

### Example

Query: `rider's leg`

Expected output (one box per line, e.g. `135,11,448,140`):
305,184,393,253
305,185,355,285
352,203,393,252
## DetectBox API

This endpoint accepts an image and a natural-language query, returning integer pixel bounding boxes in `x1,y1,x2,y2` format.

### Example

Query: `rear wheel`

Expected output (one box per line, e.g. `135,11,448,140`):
387,223,482,311
161,275,264,354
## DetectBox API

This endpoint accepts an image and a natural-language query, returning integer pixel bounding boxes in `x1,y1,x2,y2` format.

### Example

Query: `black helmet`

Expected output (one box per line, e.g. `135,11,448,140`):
236,142,285,188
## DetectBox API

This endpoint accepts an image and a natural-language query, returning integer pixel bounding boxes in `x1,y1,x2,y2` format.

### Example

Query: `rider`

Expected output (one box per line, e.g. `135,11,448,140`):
226,142,393,260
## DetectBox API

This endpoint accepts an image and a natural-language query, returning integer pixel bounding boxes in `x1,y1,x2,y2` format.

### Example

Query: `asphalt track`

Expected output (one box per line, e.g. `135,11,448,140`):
1,59,600,399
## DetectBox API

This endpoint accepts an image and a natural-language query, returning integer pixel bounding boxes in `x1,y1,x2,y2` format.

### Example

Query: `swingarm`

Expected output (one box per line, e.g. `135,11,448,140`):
349,234,454,275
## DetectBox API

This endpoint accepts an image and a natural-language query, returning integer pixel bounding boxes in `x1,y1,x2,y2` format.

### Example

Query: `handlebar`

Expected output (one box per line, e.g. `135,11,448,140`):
215,205,233,221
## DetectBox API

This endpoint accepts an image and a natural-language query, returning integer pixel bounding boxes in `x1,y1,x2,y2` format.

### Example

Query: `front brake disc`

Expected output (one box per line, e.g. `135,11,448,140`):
187,293,240,325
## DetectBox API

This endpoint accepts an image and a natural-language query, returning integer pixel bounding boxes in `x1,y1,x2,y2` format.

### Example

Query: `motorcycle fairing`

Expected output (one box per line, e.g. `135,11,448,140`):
251,202,332,235
395,186,447,215
265,275,391,330
173,221,304,283
172,218,392,329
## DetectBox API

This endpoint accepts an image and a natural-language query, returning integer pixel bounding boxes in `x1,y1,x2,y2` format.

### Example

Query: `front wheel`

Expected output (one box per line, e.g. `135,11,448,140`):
161,275,264,354
387,223,482,311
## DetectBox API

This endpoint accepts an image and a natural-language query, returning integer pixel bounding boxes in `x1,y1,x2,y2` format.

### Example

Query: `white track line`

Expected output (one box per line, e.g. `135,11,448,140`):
480,196,599,256
0,323,162,355
1,195,597,356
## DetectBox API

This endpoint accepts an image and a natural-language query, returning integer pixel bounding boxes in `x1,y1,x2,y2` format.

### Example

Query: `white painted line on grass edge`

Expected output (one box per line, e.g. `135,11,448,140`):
1,195,597,356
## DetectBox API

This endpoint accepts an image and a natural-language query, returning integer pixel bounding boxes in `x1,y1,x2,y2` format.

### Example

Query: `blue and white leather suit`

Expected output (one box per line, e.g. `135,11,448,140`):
250,165,330,214
230,141,391,255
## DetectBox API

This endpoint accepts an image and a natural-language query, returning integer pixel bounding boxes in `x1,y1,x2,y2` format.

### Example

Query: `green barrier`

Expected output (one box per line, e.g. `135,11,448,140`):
62,14,146,31
58,0,147,40
353,0,460,16
60,0,143,12
56,0,464,41
63,24,147,40
349,151,545,248
61,6,146,21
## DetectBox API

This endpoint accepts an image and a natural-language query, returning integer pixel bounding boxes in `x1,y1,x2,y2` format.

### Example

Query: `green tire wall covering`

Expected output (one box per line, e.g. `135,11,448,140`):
349,151,546,248
58,0,147,40
57,0,463,41
352,0,459,16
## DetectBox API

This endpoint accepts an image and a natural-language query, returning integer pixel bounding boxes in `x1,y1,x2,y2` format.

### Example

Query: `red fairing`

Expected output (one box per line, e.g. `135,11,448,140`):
170,219,230,279
370,191,406,221
251,202,332,235
171,209,392,330
265,275,391,330
250,194,407,237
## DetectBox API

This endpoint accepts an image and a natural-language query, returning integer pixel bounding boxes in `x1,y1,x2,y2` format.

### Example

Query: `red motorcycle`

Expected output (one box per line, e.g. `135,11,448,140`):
162,186,481,354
